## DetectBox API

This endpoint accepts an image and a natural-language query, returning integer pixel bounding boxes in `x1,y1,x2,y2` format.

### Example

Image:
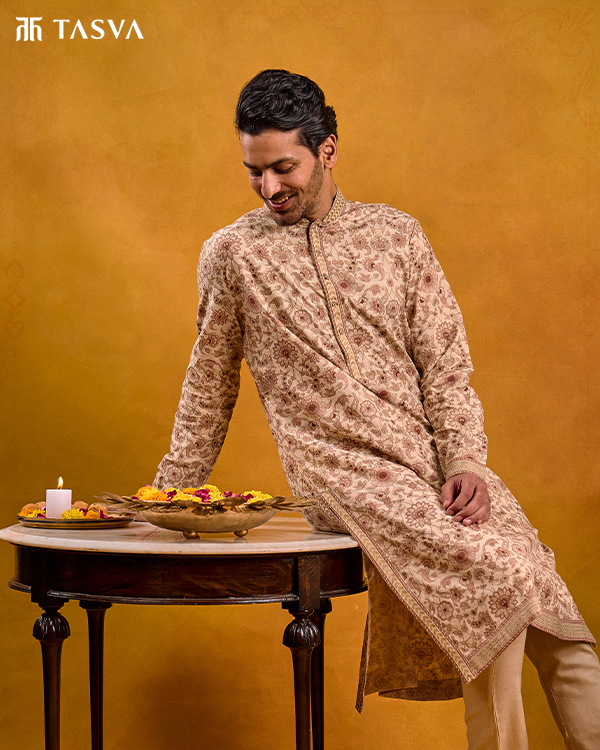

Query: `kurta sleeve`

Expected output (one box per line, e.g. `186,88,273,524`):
153,235,244,489
405,222,487,480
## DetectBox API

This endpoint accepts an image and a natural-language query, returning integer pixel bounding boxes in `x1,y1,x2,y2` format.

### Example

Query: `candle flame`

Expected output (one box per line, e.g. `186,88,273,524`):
57,477,63,490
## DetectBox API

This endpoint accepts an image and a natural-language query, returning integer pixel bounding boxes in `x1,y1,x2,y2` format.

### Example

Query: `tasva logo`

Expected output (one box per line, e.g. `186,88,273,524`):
16,17,144,41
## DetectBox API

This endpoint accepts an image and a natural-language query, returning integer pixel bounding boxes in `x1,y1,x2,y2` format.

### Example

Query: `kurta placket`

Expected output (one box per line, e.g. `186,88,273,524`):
308,216,362,381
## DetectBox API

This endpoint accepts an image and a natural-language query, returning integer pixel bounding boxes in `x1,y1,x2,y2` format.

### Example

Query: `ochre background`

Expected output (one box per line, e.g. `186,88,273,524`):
1,2,599,748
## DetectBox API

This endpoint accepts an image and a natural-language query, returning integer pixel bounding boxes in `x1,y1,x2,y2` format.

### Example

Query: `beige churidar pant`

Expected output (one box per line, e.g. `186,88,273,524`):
462,627,600,749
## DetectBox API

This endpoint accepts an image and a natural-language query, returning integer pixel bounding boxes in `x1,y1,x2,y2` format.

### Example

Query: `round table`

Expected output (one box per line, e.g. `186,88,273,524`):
0,516,365,750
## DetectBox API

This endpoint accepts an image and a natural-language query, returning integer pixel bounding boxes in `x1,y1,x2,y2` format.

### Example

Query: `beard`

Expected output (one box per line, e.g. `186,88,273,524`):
265,159,325,226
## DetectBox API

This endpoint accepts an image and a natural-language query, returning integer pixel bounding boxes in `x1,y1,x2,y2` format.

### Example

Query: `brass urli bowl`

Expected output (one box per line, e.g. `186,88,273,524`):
139,506,275,538
98,492,315,539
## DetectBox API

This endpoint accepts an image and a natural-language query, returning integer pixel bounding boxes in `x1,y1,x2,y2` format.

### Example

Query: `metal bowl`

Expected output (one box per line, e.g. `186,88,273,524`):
140,507,275,538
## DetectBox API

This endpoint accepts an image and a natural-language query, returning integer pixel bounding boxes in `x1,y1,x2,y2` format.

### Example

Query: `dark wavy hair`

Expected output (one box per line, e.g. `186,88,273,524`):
235,69,338,157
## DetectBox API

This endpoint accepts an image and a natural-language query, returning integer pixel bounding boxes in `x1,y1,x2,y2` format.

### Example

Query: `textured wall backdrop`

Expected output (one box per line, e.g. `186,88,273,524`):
1,2,599,748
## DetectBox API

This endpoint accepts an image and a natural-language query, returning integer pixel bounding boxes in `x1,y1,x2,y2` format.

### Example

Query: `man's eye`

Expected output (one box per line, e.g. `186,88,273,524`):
249,171,262,178
275,166,293,174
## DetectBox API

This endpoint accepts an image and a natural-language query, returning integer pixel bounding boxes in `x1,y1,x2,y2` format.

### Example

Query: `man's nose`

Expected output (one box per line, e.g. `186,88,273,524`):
261,171,281,199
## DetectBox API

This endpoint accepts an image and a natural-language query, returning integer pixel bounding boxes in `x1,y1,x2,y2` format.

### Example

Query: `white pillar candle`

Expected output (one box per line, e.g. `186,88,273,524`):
46,477,72,519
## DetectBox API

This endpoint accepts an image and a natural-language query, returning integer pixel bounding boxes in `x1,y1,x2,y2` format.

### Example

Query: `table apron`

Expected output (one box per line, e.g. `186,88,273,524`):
11,545,366,607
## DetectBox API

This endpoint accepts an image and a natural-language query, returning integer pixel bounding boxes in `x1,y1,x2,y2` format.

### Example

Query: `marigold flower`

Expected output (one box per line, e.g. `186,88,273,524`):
242,490,273,504
61,508,84,519
131,484,273,508
199,484,225,501
20,507,46,518
135,486,169,503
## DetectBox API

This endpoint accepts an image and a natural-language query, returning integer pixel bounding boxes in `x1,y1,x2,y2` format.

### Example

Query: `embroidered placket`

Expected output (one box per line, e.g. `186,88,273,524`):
309,221,361,379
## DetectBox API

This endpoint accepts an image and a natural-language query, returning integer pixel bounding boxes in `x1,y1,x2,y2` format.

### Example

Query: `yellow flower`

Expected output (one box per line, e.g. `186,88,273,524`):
242,491,273,504
20,507,45,518
166,489,196,502
131,483,273,508
135,486,169,503
200,484,225,501
61,508,84,519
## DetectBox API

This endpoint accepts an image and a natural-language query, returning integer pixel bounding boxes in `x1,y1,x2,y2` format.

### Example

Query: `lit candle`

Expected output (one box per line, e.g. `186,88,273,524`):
46,477,72,519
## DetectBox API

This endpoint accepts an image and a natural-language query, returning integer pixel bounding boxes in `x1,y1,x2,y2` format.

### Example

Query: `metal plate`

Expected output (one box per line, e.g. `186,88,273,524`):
18,513,136,529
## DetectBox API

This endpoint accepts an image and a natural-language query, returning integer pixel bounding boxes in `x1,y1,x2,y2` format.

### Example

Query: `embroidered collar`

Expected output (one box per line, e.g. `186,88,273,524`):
297,187,346,227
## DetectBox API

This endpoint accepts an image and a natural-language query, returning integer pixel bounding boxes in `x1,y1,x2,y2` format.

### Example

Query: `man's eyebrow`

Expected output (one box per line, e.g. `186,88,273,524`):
243,157,298,169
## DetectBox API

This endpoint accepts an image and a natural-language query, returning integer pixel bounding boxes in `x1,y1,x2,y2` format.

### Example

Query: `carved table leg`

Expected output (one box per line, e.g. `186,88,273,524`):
309,598,332,750
33,604,71,750
283,608,321,750
80,601,112,750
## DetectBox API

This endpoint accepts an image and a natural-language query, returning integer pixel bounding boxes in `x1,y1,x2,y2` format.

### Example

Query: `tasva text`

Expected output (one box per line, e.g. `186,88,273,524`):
16,18,144,41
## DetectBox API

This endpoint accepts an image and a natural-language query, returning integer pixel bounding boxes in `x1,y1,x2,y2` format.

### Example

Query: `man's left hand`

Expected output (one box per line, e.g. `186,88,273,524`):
440,472,491,526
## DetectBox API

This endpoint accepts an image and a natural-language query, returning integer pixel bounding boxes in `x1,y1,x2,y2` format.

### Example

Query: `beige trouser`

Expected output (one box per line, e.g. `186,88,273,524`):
461,627,600,749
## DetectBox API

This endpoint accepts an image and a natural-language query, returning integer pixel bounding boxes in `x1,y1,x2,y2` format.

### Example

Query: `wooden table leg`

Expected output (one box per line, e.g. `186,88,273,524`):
33,604,70,750
80,601,112,750
310,598,332,750
283,607,321,750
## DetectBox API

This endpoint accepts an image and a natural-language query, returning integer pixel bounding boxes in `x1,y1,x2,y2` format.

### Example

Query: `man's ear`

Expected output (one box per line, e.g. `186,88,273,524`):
320,135,338,169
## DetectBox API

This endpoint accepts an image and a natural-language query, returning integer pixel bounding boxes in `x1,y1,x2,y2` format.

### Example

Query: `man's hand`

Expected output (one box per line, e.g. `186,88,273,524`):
440,472,491,526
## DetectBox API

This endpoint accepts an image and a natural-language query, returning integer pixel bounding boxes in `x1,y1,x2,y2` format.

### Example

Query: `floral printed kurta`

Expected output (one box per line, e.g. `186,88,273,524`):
155,189,593,707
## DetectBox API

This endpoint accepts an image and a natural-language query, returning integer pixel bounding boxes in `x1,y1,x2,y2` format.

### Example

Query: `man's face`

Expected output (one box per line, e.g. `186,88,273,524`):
240,129,336,225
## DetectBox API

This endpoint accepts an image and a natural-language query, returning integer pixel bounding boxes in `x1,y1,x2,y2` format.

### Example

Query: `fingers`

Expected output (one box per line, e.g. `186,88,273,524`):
441,474,491,526
455,490,491,525
440,481,457,510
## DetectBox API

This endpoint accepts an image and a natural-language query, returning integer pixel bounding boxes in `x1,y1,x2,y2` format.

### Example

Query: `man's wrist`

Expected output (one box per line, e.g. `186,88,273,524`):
445,460,487,481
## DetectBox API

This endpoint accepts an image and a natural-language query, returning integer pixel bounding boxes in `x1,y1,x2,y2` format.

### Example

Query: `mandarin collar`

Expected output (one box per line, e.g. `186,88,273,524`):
297,187,346,227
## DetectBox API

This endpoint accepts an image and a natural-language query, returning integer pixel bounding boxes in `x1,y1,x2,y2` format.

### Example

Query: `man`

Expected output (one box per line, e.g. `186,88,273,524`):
155,69,600,748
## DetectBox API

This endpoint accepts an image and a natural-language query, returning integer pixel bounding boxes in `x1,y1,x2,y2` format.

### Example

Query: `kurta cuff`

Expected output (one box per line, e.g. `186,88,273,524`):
445,459,487,481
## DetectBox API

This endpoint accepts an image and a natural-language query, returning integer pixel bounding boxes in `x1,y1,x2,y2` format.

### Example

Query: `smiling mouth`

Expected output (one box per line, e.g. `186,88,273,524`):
267,194,295,211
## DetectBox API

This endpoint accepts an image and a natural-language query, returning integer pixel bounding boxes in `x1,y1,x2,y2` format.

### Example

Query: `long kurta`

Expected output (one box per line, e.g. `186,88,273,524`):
154,189,593,708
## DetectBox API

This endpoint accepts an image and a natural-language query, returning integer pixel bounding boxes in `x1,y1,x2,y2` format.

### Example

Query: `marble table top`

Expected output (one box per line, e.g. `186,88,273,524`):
0,516,359,555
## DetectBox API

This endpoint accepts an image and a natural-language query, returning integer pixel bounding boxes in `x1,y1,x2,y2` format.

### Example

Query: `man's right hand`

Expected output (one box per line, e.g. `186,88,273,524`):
440,472,491,526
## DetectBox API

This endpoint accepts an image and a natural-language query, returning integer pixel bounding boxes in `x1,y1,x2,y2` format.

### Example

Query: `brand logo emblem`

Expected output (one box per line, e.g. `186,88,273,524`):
16,17,144,40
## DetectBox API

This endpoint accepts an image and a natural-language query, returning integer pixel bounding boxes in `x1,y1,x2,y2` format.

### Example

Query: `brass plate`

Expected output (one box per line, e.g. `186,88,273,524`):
18,513,136,529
